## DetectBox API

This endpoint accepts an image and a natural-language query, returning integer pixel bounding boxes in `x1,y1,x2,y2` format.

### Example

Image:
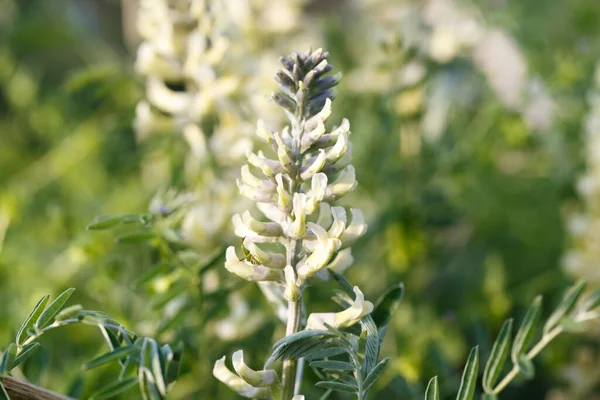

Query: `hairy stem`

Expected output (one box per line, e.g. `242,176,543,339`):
281,239,302,400
491,326,563,395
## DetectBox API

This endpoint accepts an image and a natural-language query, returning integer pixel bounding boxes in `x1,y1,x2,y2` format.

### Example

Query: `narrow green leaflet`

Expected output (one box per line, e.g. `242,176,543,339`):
579,288,600,312
83,346,137,370
511,296,542,363
54,304,83,321
89,377,138,400
517,357,534,380
134,263,171,288
310,360,355,371
371,284,404,332
0,380,8,400
544,281,585,334
315,381,357,393
362,357,390,393
304,346,347,361
16,295,49,346
86,215,129,230
149,339,167,396
0,344,17,375
12,342,40,368
116,232,157,244
482,319,513,392
35,288,76,329
425,376,440,400
456,346,479,400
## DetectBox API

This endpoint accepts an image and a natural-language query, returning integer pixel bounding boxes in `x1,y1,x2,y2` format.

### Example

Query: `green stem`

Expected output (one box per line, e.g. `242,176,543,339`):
281,297,302,400
491,326,563,395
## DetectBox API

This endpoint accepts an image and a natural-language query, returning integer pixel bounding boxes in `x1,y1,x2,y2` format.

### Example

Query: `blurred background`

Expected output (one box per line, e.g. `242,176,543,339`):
2,0,600,398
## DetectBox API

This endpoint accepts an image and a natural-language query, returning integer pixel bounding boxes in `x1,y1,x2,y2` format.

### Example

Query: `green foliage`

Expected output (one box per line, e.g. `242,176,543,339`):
0,289,179,399
2,0,600,399
425,281,600,399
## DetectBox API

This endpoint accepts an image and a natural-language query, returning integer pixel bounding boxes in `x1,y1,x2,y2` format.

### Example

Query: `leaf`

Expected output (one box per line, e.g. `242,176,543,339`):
149,339,167,396
315,381,357,393
425,376,440,400
89,377,138,400
559,317,587,333
87,215,127,230
165,342,182,385
544,281,586,334
16,295,49,345
35,288,76,329
13,342,41,368
274,330,336,349
517,357,534,380
371,284,404,331
0,380,8,400
116,232,157,244
482,319,513,392
83,346,137,370
54,304,83,321
456,346,479,400
310,360,355,371
77,310,108,325
134,263,171,288
305,346,348,361
481,395,498,400
363,357,390,393
579,288,600,312
0,344,17,374
511,296,542,363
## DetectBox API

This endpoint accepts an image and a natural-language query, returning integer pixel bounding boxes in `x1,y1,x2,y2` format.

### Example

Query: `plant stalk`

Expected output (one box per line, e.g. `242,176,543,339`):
2,376,72,400
281,239,303,400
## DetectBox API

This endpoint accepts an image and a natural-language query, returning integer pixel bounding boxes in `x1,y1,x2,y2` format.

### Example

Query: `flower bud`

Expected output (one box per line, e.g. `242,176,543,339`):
284,265,302,301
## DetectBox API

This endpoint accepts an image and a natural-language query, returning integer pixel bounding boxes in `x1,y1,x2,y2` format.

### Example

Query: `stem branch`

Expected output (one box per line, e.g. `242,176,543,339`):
492,326,563,395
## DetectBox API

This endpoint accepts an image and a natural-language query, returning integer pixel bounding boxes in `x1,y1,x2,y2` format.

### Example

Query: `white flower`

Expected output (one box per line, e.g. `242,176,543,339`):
224,247,283,282
306,286,374,330
232,350,279,387
213,356,274,399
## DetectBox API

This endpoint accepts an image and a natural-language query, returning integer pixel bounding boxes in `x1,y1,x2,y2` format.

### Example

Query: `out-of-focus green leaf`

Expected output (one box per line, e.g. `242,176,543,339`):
425,376,440,400
511,296,542,363
483,319,512,392
544,281,585,333
35,288,75,329
83,346,137,370
0,344,17,375
371,283,404,331
16,295,49,345
12,342,40,368
517,357,535,380
456,346,479,400
116,232,157,244
88,376,138,400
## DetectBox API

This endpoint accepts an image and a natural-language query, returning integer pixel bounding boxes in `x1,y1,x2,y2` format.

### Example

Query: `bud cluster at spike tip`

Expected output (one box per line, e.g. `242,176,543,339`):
273,49,342,117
